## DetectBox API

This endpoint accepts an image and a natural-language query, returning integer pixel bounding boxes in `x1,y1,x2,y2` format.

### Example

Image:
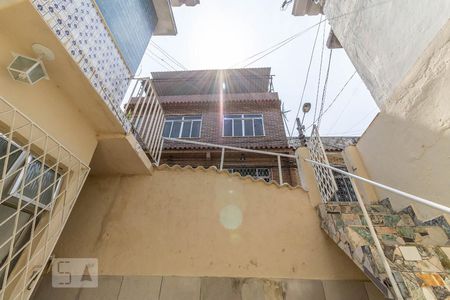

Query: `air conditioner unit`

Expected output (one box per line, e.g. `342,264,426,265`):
7,54,49,85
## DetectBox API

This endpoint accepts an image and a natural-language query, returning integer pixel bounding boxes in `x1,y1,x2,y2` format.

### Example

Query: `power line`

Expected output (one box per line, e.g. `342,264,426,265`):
288,15,323,138
144,51,172,71
232,0,392,70
151,42,188,70
231,18,327,69
145,49,178,71
312,24,327,125
304,70,356,132
317,48,333,129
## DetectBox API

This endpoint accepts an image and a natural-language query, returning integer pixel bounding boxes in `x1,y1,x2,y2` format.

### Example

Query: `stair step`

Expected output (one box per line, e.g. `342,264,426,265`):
318,201,450,300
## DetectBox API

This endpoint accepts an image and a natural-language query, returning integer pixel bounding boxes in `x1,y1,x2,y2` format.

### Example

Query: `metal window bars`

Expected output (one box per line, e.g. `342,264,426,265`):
124,78,165,164
228,168,272,182
0,97,89,300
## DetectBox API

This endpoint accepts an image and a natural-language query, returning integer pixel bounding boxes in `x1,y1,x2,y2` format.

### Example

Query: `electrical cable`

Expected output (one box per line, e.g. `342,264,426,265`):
144,51,171,71
288,15,323,138
304,70,356,132
317,49,333,129
151,42,188,70
145,49,178,71
312,23,327,125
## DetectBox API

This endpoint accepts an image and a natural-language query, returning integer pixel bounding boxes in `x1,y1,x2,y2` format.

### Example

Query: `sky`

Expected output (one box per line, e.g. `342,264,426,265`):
136,0,380,137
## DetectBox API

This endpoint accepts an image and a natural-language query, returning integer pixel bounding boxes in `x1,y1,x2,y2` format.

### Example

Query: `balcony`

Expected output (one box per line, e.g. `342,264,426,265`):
0,1,169,175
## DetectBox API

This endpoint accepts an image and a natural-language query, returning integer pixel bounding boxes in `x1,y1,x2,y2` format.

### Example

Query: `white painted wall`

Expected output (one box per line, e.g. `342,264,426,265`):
324,0,450,106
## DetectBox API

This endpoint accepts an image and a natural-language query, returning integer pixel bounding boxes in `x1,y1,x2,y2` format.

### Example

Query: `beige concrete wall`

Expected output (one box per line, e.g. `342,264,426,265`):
0,29,97,163
55,166,365,280
356,23,450,219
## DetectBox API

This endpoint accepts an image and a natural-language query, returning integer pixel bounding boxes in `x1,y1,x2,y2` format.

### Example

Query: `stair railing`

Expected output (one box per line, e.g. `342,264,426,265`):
162,137,296,185
305,159,450,300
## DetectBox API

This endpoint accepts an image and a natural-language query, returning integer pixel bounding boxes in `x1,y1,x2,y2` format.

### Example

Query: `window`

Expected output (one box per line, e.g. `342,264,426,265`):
163,115,202,138
332,165,357,202
223,114,264,137
0,135,62,212
9,156,62,211
228,168,271,182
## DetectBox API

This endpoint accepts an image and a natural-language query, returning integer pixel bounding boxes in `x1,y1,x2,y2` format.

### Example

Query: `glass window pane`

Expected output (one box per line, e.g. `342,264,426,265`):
181,121,192,138
254,119,264,136
224,119,232,136
234,119,243,136
191,121,201,138
162,122,172,138
244,114,262,118
0,137,22,176
21,159,59,207
170,121,182,138
244,119,254,136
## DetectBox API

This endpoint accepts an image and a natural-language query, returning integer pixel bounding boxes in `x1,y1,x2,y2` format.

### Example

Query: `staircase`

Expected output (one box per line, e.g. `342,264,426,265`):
318,199,450,299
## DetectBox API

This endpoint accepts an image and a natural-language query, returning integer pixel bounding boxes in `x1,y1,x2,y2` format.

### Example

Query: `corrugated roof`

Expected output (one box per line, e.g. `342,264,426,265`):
158,92,280,104
163,139,289,150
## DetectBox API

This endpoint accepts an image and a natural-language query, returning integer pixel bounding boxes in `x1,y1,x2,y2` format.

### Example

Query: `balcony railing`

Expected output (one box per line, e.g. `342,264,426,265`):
0,97,89,300
124,78,165,164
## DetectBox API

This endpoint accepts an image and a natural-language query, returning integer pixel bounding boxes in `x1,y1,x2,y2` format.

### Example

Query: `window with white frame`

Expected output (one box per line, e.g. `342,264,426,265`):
162,115,202,138
0,135,62,212
223,114,264,137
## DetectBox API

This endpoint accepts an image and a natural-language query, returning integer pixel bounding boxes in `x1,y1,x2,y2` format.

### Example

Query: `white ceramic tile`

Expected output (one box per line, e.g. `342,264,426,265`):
399,246,422,261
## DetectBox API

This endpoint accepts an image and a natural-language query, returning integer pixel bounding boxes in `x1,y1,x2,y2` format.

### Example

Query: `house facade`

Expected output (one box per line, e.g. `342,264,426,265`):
152,68,299,186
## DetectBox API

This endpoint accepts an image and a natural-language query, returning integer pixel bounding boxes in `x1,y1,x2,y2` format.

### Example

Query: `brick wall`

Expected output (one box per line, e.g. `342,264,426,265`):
161,97,288,149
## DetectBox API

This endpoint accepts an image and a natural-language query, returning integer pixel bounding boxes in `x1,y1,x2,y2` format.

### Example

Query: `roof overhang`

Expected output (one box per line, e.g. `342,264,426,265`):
292,0,322,16
171,0,200,6
152,0,177,36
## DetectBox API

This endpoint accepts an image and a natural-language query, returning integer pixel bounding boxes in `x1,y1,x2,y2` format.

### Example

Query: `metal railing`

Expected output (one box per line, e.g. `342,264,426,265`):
0,97,90,300
305,127,450,300
124,78,165,164
163,137,296,185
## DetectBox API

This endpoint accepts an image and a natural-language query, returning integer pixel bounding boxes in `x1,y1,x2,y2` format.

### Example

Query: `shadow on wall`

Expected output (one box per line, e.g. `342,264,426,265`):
356,112,450,220
51,166,365,281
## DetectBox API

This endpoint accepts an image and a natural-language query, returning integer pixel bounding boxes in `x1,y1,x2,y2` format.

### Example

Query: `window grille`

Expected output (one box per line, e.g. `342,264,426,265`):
223,114,265,137
162,115,202,138
228,168,271,182
332,165,357,202
0,97,89,299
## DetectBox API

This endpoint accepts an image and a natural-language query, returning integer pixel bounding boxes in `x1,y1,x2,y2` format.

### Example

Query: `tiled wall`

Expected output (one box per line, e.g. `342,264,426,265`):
95,0,158,73
31,0,132,130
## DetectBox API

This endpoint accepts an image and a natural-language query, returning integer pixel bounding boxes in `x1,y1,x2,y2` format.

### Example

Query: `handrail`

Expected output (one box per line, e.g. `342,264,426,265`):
163,137,296,185
304,158,450,214
164,137,296,158
305,157,450,300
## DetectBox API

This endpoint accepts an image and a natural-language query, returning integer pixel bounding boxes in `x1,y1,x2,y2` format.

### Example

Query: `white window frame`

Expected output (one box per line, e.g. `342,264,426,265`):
8,155,62,212
163,115,202,139
223,114,265,137
0,134,27,179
